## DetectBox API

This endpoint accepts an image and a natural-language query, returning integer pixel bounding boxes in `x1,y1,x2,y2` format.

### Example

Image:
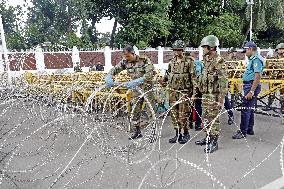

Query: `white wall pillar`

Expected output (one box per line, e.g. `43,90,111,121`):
0,15,11,84
217,47,221,55
199,46,203,60
156,46,166,71
72,46,80,69
104,46,112,72
133,45,139,56
35,45,45,72
0,48,4,72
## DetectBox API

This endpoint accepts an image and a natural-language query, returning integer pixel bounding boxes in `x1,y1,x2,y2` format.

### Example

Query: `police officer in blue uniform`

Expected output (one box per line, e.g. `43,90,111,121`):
232,41,264,139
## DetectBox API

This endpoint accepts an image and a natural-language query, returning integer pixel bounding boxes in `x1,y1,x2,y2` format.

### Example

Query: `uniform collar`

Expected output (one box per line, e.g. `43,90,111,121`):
205,53,218,61
249,52,259,60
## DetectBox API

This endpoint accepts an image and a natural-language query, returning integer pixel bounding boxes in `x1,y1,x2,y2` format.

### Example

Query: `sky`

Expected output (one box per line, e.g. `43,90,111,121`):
6,0,117,34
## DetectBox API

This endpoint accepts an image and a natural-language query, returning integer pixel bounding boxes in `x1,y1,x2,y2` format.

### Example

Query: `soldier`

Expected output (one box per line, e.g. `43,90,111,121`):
275,43,284,114
164,40,196,144
195,35,228,153
232,41,263,139
74,62,82,72
96,61,104,71
275,43,284,59
105,45,155,140
228,47,238,61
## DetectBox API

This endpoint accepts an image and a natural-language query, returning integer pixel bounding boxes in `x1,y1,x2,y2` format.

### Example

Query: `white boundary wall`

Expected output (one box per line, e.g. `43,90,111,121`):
0,46,273,77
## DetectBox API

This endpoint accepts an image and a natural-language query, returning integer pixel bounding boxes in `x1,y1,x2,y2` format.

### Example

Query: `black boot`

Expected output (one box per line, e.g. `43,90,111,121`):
128,127,142,140
188,121,193,129
195,136,209,146
228,116,234,125
204,137,218,153
169,128,182,143
179,130,190,144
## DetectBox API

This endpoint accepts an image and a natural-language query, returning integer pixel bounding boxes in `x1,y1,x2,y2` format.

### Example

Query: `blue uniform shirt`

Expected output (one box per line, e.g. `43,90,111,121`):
243,53,264,81
194,60,203,77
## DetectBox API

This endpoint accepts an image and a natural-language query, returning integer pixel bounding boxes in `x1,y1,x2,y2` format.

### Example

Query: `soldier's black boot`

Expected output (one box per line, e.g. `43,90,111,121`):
204,136,218,153
129,126,142,140
188,121,193,129
179,129,190,144
228,116,234,125
195,136,209,146
169,128,182,143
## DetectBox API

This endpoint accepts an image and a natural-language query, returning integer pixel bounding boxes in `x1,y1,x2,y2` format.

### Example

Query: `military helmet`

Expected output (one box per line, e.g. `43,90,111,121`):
228,47,237,53
200,35,220,47
172,40,185,50
275,43,284,51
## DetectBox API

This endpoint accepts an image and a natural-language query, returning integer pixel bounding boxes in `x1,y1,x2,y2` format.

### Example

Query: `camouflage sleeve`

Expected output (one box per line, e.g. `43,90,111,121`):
143,58,154,83
108,60,125,76
216,57,228,97
189,59,197,95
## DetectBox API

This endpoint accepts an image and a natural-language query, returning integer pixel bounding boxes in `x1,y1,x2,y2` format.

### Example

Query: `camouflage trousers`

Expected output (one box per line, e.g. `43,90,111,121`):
202,93,222,137
127,89,155,129
169,90,192,129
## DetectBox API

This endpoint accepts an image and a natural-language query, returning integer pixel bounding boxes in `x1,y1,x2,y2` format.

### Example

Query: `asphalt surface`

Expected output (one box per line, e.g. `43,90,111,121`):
0,94,283,189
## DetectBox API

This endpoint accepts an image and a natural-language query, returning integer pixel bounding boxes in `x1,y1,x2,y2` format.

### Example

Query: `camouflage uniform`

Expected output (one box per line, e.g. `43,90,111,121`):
199,54,227,136
227,47,238,61
108,55,155,128
275,43,284,114
166,55,195,129
165,40,196,144
195,35,228,153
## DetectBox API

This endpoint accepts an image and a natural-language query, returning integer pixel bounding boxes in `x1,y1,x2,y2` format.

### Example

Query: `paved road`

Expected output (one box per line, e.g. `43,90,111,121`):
0,97,283,189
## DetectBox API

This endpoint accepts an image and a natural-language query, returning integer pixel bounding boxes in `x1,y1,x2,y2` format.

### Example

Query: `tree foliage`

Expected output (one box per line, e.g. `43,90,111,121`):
0,0,284,50
0,0,26,50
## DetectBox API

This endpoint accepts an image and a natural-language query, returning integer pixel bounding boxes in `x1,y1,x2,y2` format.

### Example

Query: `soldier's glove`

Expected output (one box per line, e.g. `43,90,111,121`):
105,74,114,88
123,77,145,89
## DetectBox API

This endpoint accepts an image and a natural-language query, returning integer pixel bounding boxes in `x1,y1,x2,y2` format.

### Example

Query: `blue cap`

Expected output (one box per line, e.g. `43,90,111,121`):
242,41,257,53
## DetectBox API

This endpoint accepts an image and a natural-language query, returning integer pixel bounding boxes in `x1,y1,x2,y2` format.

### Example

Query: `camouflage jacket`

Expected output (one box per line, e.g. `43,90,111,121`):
165,55,196,93
227,56,238,61
275,53,284,59
109,55,154,90
198,54,228,97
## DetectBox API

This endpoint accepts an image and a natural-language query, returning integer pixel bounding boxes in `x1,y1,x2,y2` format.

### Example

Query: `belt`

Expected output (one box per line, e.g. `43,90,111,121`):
243,80,254,84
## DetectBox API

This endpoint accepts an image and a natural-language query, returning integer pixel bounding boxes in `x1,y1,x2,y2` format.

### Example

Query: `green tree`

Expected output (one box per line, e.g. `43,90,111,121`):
167,0,222,47
114,0,172,48
204,13,244,47
0,0,26,50
25,0,83,48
